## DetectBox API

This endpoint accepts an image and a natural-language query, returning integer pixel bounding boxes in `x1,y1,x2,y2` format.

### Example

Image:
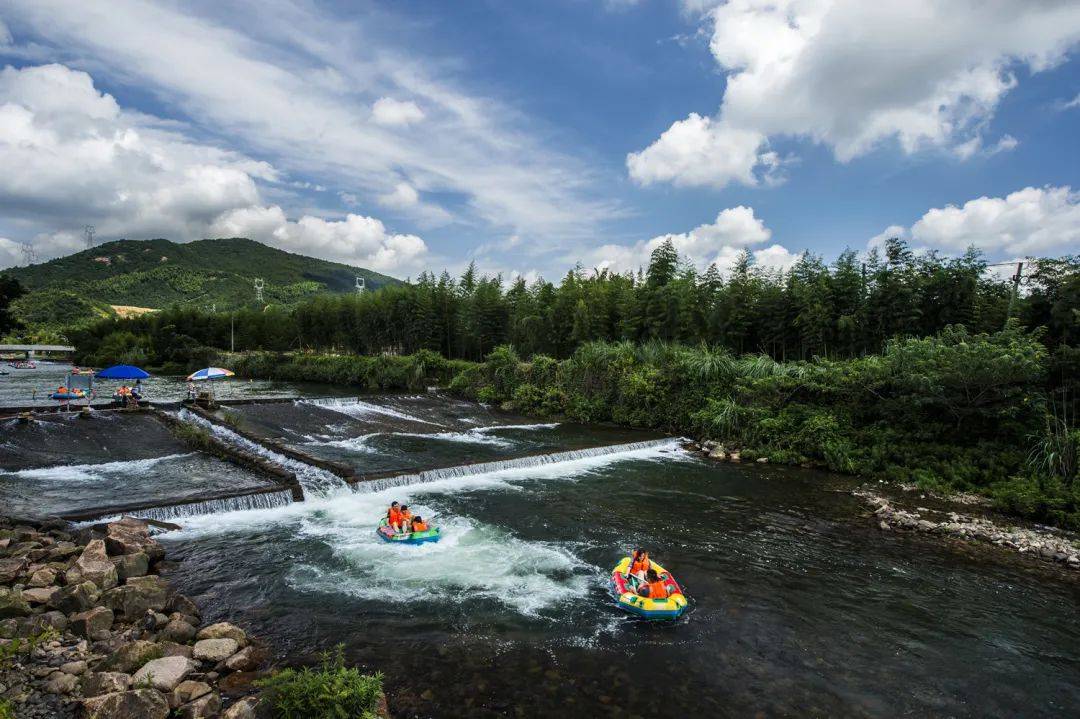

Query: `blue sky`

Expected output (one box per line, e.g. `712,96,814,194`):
0,0,1078,279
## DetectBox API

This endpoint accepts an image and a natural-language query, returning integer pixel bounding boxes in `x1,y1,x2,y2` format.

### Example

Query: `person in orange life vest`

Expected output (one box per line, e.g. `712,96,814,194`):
627,548,650,584
636,568,670,600
398,505,413,534
387,501,404,532
410,516,429,533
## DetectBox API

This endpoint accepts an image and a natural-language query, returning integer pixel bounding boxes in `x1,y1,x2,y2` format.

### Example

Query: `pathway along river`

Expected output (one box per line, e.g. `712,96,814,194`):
157,436,1080,718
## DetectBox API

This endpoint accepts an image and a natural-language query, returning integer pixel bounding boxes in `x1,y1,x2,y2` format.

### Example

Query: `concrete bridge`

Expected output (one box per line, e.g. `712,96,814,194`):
0,343,75,359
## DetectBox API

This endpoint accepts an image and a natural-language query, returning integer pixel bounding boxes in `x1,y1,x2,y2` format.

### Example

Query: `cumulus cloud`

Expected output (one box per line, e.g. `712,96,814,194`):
0,237,26,268
210,205,428,273
0,63,426,272
580,206,799,275
871,186,1080,258
371,97,425,127
631,0,1080,187
377,182,419,209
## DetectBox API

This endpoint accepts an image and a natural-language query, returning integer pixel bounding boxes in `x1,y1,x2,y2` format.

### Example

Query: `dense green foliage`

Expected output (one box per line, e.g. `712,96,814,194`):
255,646,383,719
73,239,1078,366
0,273,24,337
229,349,472,391
447,327,1080,528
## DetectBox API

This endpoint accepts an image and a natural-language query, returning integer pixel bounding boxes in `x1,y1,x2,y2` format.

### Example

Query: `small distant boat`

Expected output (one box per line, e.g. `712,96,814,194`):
610,557,688,620
50,388,86,401
377,517,440,545
8,361,35,369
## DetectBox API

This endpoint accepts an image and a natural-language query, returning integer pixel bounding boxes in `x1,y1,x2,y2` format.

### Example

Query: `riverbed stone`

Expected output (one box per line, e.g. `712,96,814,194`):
222,697,258,719
160,618,197,643
21,585,58,604
224,644,266,672
192,638,238,662
176,691,221,719
60,659,88,675
112,552,149,581
28,567,58,587
196,621,247,647
132,656,196,692
98,640,163,674
170,680,212,708
0,557,28,584
67,539,119,590
102,575,170,619
158,641,194,659
0,586,31,617
71,606,114,638
104,518,164,561
165,594,201,619
82,671,132,697
44,670,80,694
48,581,100,614
83,688,169,719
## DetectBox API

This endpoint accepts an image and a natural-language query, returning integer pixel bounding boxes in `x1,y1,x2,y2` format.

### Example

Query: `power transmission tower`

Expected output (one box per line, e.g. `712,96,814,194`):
84,225,95,249
254,278,265,303
1005,261,1024,328
355,276,366,294
21,243,37,266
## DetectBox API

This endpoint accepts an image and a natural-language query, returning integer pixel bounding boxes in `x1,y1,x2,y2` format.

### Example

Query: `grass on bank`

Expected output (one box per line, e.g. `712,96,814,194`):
256,645,383,719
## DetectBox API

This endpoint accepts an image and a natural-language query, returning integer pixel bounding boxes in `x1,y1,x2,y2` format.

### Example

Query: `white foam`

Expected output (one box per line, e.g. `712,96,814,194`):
298,397,439,425
9,453,194,483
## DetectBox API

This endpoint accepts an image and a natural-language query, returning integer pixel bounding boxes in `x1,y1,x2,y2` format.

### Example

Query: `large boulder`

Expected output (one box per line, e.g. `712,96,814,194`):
0,587,31,618
166,594,201,619
159,619,197,644
21,586,58,604
112,552,149,581
83,689,169,719
104,518,164,561
82,671,132,697
67,539,119,590
102,575,171,619
71,606,115,638
196,622,247,647
224,645,266,673
28,566,57,587
192,637,238,662
170,680,212,709
0,557,27,583
176,691,221,719
132,656,196,692
47,581,100,614
98,640,163,674
44,671,80,695
222,697,259,719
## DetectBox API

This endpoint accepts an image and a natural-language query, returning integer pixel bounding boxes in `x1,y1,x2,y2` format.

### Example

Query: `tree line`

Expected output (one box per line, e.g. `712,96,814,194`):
71,238,1078,370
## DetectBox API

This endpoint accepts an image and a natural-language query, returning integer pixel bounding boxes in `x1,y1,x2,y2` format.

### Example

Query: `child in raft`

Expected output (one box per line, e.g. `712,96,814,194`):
627,548,650,583
410,516,429,532
636,568,670,600
387,501,404,532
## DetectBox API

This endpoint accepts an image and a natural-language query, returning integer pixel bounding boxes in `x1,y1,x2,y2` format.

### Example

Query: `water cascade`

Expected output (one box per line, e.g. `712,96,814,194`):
128,490,295,522
298,397,439,425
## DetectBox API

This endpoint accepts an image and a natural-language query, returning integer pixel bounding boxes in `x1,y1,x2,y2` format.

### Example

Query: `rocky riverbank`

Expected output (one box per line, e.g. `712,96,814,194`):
0,516,264,718
855,489,1080,571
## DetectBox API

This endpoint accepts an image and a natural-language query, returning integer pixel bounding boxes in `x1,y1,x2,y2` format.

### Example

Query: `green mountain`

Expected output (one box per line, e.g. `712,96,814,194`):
3,237,400,339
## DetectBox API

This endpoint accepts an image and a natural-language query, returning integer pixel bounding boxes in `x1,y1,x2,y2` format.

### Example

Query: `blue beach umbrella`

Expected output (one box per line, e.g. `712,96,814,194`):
95,364,151,380
186,367,235,381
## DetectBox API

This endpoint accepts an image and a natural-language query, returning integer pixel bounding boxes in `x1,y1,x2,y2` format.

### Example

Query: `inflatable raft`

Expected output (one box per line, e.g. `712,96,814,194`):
377,517,440,545
610,557,688,620
50,389,85,401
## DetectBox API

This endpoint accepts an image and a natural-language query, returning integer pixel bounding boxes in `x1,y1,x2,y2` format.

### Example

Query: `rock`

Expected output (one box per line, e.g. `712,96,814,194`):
82,672,132,697
111,552,149,582
879,521,891,531
176,691,221,719
165,594,201,619
192,638,239,662
67,539,118,590
21,586,58,604
0,586,31,618
159,619,197,644
0,557,27,583
39,610,69,632
47,581,100,614
83,689,169,719
170,680,212,709
60,660,88,675
28,567,58,587
729,451,741,463
707,448,727,460
756,457,769,463
71,607,114,638
224,645,266,672
49,543,82,562
101,575,170,619
196,622,247,647
98,640,163,674
222,697,258,719
104,518,164,562
44,671,80,694
132,656,196,692
158,641,194,659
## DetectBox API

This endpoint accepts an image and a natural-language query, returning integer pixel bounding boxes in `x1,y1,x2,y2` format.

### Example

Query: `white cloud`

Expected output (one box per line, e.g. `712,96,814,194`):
0,63,425,273
632,0,1080,187
371,97,425,127
210,205,428,273
377,182,419,209
871,186,1080,258
579,205,799,274
1064,94,1080,109
0,237,26,268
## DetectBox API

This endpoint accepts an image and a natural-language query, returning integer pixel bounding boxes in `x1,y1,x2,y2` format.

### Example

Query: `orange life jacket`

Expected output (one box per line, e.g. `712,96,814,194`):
645,580,669,600
630,554,650,574
412,521,428,532
388,508,403,526
400,510,412,524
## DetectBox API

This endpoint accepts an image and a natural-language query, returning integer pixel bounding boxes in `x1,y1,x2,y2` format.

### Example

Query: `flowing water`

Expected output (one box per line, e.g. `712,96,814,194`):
156,437,1080,718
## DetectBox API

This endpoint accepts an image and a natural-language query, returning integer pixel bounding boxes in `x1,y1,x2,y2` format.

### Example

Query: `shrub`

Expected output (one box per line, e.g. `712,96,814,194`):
255,645,383,719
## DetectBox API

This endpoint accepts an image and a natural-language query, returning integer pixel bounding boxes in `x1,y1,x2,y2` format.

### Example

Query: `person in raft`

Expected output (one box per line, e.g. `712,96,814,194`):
410,516,429,533
636,568,670,600
627,548,650,583
398,505,413,534
387,501,404,532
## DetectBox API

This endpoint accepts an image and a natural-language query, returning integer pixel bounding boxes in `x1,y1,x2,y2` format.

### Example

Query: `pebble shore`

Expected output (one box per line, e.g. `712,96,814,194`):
0,516,264,719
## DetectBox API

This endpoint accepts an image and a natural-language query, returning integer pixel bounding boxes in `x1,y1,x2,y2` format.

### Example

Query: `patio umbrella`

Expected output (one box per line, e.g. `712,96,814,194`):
95,364,151,380
186,367,235,381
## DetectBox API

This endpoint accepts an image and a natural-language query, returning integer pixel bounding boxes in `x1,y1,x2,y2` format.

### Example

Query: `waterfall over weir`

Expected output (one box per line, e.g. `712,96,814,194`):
352,437,680,493
177,410,347,497
132,490,294,522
